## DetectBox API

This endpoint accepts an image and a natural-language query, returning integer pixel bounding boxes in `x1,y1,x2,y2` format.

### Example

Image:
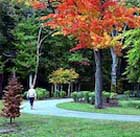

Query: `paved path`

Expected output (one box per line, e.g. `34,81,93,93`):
21,98,140,122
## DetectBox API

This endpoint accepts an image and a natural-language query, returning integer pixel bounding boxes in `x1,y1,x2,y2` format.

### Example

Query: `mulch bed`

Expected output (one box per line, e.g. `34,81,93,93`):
0,128,16,134
0,123,19,134
103,99,119,108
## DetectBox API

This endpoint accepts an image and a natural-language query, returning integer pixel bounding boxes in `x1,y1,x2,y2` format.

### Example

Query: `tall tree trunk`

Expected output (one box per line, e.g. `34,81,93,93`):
78,83,81,92
94,50,103,109
60,85,63,91
29,74,33,88
31,27,56,89
10,117,13,124
51,84,54,96
110,48,118,92
54,84,57,92
71,83,73,92
110,25,126,92
0,73,3,99
68,83,71,97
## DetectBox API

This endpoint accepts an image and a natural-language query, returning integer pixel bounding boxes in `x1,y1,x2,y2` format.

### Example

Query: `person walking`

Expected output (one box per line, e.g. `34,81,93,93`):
27,86,37,109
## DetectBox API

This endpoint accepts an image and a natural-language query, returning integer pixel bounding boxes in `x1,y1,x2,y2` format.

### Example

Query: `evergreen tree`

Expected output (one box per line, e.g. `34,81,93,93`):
1,74,23,124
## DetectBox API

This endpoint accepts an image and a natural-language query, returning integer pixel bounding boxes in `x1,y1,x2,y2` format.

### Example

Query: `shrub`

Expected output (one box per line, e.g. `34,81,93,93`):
71,92,78,102
72,91,94,103
35,88,49,100
77,92,84,102
110,92,117,99
103,91,110,98
83,91,90,103
53,90,60,98
89,92,95,104
23,91,28,99
60,91,66,98
124,90,130,97
103,91,110,103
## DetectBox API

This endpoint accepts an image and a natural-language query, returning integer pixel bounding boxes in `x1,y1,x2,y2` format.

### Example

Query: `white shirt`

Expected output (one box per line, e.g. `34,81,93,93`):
27,88,37,98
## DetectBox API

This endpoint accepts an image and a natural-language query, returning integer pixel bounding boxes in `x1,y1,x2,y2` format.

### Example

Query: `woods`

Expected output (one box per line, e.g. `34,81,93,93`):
0,0,140,108
1,1,140,136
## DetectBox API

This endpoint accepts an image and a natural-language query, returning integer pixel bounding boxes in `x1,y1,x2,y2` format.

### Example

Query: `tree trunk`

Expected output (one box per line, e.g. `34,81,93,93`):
71,83,73,92
54,84,57,92
78,83,81,92
51,84,54,97
94,50,103,109
29,74,33,88
10,117,13,124
0,73,3,99
60,85,63,91
68,83,71,97
110,48,118,92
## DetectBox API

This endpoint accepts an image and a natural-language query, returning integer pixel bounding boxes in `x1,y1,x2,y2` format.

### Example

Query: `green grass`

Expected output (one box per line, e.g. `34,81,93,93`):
1,100,140,137
57,100,140,115
1,114,140,137
0,100,3,109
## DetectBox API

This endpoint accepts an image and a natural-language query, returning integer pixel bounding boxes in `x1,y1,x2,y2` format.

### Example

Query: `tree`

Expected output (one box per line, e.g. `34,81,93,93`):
0,0,35,98
0,0,17,98
123,29,140,93
1,74,23,124
125,0,140,7
49,68,79,96
110,0,140,93
33,0,140,108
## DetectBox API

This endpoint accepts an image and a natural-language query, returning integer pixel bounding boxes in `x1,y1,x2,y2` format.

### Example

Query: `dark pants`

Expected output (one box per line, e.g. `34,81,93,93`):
29,97,34,107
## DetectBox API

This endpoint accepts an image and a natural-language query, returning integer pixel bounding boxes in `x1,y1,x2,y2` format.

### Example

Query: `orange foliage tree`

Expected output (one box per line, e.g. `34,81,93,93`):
1,74,23,124
31,0,140,108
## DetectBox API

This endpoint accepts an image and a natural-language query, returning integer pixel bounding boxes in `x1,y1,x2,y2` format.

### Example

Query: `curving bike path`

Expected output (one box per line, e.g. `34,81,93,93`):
21,98,140,122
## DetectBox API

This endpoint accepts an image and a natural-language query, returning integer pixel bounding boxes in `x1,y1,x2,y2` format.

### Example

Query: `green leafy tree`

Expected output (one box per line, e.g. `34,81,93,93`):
49,68,79,96
13,18,37,79
124,29,140,90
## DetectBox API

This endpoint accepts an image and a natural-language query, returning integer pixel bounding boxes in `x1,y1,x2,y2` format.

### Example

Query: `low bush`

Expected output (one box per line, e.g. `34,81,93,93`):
110,92,117,99
36,88,49,100
83,91,90,103
60,91,66,98
71,91,117,104
124,90,131,97
53,90,60,98
103,91,118,102
71,91,91,103
103,91,110,103
23,91,28,99
103,91,110,98
89,92,95,104
71,92,78,102
77,92,84,102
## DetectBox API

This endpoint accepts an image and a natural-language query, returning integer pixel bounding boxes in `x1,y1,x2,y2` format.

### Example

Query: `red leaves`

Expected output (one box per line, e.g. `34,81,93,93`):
32,1,47,10
102,0,117,10
34,0,140,53
70,43,86,52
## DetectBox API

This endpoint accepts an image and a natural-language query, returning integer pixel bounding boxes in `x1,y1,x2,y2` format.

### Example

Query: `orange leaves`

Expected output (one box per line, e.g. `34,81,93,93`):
31,1,47,9
33,0,140,53
90,32,112,49
114,44,123,56
70,43,86,52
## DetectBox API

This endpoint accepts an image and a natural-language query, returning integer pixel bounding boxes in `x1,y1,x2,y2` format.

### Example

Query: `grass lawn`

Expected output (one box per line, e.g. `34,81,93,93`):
1,101,140,137
57,100,140,115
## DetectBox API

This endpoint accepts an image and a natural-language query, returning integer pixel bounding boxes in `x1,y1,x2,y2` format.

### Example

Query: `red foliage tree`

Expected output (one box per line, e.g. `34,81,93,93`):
1,74,23,124
31,0,140,108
